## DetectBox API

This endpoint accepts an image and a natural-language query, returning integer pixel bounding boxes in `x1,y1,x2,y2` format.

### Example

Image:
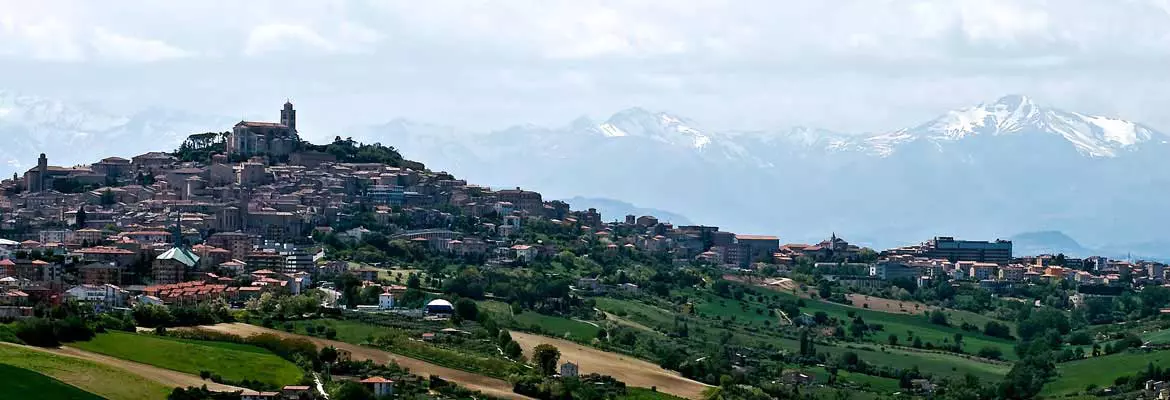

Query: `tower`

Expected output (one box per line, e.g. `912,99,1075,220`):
35,153,48,192
280,100,296,133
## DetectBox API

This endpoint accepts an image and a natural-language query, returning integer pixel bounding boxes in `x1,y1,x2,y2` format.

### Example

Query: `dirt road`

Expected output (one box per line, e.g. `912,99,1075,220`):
4,342,244,392
198,323,527,400
509,331,711,400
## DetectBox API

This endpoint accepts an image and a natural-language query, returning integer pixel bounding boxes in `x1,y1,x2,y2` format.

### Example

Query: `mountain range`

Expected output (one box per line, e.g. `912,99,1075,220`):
365,94,1170,253
0,90,232,176
558,197,693,226
3,90,1168,256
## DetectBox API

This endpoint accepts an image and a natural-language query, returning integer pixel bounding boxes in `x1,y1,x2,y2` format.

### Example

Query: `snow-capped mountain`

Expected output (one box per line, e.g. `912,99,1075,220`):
369,94,1170,251
0,91,231,175
860,95,1167,157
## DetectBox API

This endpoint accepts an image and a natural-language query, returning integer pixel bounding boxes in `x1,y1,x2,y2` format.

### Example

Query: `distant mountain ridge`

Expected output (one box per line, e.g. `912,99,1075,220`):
558,197,693,226
0,90,232,176
369,94,1170,253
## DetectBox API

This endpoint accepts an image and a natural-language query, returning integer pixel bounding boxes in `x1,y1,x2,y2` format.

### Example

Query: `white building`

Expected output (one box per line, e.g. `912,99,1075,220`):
65,284,128,309
360,377,394,397
379,292,395,309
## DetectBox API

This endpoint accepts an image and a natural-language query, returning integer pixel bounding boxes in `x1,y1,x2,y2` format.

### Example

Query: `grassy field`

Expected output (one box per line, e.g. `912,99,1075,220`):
0,344,172,400
513,311,601,341
596,296,1010,381
1043,349,1170,397
744,288,1019,360
0,363,105,400
620,387,689,400
290,318,519,379
71,332,302,387
1143,329,1170,345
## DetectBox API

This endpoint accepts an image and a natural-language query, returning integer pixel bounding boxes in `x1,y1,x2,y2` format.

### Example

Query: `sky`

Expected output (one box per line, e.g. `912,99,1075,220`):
3,0,1170,136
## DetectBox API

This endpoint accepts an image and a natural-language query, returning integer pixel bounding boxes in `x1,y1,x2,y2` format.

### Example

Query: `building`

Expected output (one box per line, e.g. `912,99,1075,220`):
735,234,780,262
153,245,200,285
359,377,394,397
80,262,122,285
206,232,259,261
496,188,543,215
970,262,999,281
227,101,299,157
870,262,922,281
560,362,579,378
917,236,1013,264
64,284,128,310
379,292,395,309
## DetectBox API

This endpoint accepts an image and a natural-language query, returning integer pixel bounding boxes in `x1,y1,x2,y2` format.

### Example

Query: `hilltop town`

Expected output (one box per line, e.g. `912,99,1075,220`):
3,102,1170,400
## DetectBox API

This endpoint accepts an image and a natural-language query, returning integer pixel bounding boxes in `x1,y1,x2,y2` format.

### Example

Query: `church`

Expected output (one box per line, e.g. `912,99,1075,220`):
227,101,300,158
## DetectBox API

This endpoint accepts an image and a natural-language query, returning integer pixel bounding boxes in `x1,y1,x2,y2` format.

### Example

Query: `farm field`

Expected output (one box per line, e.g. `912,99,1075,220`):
197,323,529,400
509,330,711,400
596,297,1009,381
290,318,517,379
748,288,1019,360
0,343,174,400
1143,328,1170,345
620,387,690,400
0,363,105,400
513,311,601,341
71,331,302,387
1043,349,1170,397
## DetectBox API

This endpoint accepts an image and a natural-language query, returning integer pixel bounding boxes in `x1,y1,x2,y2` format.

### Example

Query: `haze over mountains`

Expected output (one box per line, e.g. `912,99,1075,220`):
4,90,1168,257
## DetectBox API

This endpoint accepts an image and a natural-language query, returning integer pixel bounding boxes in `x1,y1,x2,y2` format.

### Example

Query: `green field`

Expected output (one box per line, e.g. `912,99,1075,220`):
620,387,689,400
746,288,1019,360
1143,329,1170,345
0,363,105,400
513,311,601,341
71,332,302,387
596,296,1010,381
1043,349,1170,397
0,344,171,400
291,318,519,379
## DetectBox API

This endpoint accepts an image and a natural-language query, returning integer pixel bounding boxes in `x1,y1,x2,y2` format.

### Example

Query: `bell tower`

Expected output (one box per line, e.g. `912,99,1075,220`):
280,100,296,133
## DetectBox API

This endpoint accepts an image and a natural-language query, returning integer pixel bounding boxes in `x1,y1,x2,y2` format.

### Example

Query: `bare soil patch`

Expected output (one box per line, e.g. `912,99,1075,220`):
846,294,934,315
509,331,710,400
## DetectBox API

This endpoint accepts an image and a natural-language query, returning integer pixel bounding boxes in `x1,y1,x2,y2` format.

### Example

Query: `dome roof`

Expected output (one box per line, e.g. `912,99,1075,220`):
426,299,453,308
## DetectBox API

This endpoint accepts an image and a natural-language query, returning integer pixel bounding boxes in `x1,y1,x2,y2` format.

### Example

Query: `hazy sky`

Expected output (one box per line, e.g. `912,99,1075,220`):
3,0,1170,135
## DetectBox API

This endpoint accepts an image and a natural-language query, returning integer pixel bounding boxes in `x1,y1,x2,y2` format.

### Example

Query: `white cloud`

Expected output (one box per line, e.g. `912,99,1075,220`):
91,28,193,62
243,21,382,56
0,16,84,61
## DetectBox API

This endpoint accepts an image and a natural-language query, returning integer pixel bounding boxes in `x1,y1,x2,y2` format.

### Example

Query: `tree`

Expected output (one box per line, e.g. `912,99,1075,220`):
454,298,479,321
505,340,524,359
320,346,339,364
332,382,374,400
533,344,561,376
75,207,87,227
888,334,899,346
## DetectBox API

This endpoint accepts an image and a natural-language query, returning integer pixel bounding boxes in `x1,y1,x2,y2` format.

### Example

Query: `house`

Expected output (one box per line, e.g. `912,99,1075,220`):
80,262,122,285
359,377,394,397
280,385,313,399
378,292,395,309
780,371,816,386
560,361,579,378
511,244,535,262
239,390,280,400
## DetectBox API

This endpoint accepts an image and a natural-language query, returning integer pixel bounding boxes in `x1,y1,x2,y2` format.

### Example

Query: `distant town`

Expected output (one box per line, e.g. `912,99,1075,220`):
2,102,1167,400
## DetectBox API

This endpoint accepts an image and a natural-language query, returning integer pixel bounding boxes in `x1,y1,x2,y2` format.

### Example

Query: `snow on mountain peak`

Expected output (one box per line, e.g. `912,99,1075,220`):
598,107,712,149
875,94,1166,158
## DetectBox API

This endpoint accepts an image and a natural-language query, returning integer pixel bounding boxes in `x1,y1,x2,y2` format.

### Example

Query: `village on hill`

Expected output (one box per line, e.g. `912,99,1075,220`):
3,102,1170,400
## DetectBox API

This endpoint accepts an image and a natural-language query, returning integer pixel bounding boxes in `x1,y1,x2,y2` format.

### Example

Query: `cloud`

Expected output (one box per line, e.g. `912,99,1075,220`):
243,21,382,56
91,28,193,62
0,16,84,61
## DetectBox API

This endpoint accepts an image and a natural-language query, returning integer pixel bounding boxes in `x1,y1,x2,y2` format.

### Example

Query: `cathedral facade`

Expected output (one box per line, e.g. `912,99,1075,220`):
227,101,300,158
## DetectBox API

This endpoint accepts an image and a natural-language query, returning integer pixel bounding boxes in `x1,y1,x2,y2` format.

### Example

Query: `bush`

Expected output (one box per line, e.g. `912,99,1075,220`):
978,346,1003,360
983,321,1013,339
